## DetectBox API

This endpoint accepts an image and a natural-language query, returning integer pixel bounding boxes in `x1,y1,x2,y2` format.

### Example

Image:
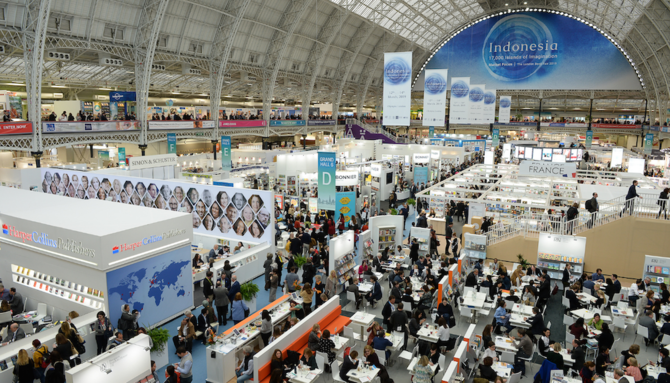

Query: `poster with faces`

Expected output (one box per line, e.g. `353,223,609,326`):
40,169,273,242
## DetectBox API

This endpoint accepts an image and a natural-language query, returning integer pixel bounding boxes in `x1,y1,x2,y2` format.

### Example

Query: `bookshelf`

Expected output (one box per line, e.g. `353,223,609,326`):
277,174,287,194
377,226,397,251
287,176,297,196
643,255,670,293
335,253,356,285
536,252,584,281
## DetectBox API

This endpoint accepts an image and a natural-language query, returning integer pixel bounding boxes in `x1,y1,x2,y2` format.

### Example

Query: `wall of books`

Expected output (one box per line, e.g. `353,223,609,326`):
643,255,670,293
536,233,586,282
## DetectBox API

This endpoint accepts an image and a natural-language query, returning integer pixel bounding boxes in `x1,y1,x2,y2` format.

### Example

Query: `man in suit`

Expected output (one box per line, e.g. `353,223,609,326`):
8,288,23,314
347,278,362,310
228,275,241,319
537,274,551,309
213,280,230,326
340,350,360,383
465,269,479,288
583,275,595,295
639,310,660,346
2,323,25,344
203,271,214,301
389,302,409,349
373,254,383,273
365,276,382,308
172,317,195,353
208,244,219,262
623,180,642,215
566,285,582,310
390,279,402,301
381,295,396,331
196,308,209,344
612,274,622,294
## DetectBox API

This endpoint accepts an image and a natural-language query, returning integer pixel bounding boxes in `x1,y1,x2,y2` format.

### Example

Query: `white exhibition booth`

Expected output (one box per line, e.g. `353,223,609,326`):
0,187,193,328
369,215,404,254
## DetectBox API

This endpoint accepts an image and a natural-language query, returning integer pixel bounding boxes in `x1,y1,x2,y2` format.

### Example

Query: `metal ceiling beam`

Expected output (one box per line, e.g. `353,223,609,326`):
176,3,195,57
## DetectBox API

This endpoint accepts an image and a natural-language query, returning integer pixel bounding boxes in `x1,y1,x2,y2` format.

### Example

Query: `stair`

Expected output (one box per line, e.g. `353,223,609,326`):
344,118,403,144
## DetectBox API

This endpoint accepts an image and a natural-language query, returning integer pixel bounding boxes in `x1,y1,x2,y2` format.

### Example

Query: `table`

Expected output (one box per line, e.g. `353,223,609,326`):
461,292,487,309
644,365,667,379
390,255,409,264
287,368,322,383
346,365,381,383
511,304,534,316
494,336,518,352
382,261,409,271
350,312,376,343
510,314,530,329
611,307,635,318
577,292,597,304
492,362,514,378
332,335,349,351
385,332,405,351
408,357,440,374
558,349,576,366
359,282,374,294
417,325,440,343
278,223,287,230
570,309,612,323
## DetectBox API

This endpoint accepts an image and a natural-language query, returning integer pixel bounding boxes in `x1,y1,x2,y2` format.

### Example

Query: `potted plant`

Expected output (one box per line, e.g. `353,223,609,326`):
407,198,416,214
240,281,260,313
147,327,170,369
517,254,530,269
389,208,398,215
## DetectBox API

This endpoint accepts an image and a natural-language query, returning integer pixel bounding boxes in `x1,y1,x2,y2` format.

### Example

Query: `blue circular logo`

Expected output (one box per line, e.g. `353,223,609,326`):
500,98,511,108
482,15,555,81
484,91,496,105
384,59,411,85
469,87,484,102
451,80,469,98
424,74,447,95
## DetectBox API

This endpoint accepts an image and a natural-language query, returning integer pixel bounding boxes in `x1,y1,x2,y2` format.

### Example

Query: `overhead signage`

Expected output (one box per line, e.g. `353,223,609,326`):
148,121,215,130
0,122,32,135
483,89,496,124
109,91,136,102
129,154,177,170
591,123,641,129
317,152,336,211
519,160,576,177
118,148,126,165
307,120,336,126
644,133,654,155
2,223,96,257
370,164,382,177
219,120,267,128
221,136,232,171
611,147,624,168
468,84,485,124
335,192,356,224
498,96,512,123
414,166,428,184
429,126,435,137
269,120,306,127
502,143,511,159
167,133,177,154
335,171,359,186
449,77,470,124
112,229,186,254
42,121,140,133
413,153,430,163
383,51,412,126
492,128,500,147
628,158,645,174
422,69,448,127
585,130,593,149
431,150,440,159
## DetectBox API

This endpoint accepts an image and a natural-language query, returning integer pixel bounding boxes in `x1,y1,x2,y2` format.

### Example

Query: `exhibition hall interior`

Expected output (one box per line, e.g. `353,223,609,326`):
1,0,670,383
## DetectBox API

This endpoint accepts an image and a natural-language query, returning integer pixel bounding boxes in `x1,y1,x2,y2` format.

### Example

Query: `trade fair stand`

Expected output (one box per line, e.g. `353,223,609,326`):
410,227,430,259
191,234,269,286
369,215,404,258
65,334,152,383
206,295,292,383
642,255,670,293
0,187,193,330
328,231,356,290
0,311,98,383
536,233,586,283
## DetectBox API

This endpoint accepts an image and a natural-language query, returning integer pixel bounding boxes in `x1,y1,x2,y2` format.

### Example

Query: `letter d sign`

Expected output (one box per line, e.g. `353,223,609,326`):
323,173,331,185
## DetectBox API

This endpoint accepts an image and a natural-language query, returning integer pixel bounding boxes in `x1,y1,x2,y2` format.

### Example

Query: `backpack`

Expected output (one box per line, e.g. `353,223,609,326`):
585,199,593,212
35,346,49,368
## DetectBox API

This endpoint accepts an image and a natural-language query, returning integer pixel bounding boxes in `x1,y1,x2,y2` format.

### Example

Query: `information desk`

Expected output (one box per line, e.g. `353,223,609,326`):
206,295,291,383
0,312,98,383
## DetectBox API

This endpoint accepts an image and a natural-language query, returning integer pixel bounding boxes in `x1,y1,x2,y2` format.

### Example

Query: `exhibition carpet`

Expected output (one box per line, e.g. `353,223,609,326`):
155,273,271,382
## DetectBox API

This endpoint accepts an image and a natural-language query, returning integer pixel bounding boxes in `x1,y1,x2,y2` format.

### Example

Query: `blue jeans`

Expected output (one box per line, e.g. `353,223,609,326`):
34,367,45,383
181,376,193,383
237,369,252,383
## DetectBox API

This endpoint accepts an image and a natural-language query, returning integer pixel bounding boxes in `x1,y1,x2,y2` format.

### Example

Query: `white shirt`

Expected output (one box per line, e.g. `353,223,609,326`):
58,115,68,121
483,348,497,360
629,282,639,297
437,326,450,341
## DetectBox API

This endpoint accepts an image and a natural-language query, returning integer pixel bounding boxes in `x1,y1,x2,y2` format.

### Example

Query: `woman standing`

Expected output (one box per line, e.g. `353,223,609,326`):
658,187,669,219
325,270,339,298
313,276,326,308
231,293,248,324
300,283,314,315
32,339,48,383
94,311,113,355
13,349,34,383
44,351,65,383
260,310,273,348
429,231,438,259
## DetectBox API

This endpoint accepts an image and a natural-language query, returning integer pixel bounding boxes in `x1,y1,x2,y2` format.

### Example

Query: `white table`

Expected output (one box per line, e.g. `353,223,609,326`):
611,307,635,318
385,332,405,351
287,368,322,383
461,292,487,309
494,336,518,352
644,365,667,379
577,292,597,304
570,309,612,323
359,282,374,294
558,349,576,366
408,357,440,374
511,304,534,316
347,365,381,383
332,335,349,351
510,314,531,329
492,362,514,378
417,325,440,343
350,312,376,343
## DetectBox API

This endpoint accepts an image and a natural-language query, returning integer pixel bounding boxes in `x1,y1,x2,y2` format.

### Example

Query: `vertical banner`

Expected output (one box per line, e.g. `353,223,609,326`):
118,147,126,165
335,192,356,224
492,128,500,147
423,69,448,127
585,130,593,149
167,133,177,154
318,151,336,211
644,133,654,155
220,135,232,171
414,166,429,185
483,89,496,123
429,126,435,138
383,52,412,126
449,77,470,124
498,96,511,123
468,84,485,124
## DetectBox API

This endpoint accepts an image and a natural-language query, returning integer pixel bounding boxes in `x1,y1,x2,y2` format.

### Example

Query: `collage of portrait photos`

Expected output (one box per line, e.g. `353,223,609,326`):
40,169,272,242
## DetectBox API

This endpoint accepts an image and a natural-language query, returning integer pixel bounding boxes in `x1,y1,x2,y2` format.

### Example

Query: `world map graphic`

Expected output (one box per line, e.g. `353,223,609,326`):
106,247,193,328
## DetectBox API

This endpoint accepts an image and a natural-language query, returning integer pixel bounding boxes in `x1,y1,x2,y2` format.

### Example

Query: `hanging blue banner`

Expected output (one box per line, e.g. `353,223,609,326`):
109,91,137,102
318,152,336,211
335,192,356,225
429,126,434,138
118,147,126,165
585,130,593,149
167,133,177,154
221,136,232,171
414,166,429,185
492,128,499,147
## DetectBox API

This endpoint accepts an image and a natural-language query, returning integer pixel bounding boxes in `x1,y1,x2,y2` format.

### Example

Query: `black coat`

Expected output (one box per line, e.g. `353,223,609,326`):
14,361,34,383
381,302,394,326
526,313,544,335
340,357,359,381
465,272,478,287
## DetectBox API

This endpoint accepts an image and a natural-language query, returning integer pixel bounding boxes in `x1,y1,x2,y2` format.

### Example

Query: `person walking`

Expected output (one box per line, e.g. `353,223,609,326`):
586,192,599,228
175,347,193,383
658,188,669,219
94,311,113,355
213,280,230,326
623,180,642,215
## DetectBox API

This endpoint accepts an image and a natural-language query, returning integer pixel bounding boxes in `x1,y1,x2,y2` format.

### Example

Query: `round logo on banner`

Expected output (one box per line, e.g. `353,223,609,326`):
482,15,555,81
384,58,411,85
451,80,469,98
500,97,511,108
166,99,174,106
424,73,447,95
484,91,496,105
468,86,484,102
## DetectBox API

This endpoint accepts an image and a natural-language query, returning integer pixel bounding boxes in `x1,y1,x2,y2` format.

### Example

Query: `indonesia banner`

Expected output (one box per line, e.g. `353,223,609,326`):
468,84,485,124
449,77,470,124
422,69,448,127
498,96,511,123
383,52,412,126
483,89,496,124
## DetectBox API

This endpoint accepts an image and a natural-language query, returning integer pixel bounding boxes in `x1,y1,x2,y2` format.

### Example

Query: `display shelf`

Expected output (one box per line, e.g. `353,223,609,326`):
287,176,297,196
643,255,670,292
363,239,374,259
11,264,105,302
377,227,397,251
335,253,356,285
536,245,584,281
11,274,103,309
